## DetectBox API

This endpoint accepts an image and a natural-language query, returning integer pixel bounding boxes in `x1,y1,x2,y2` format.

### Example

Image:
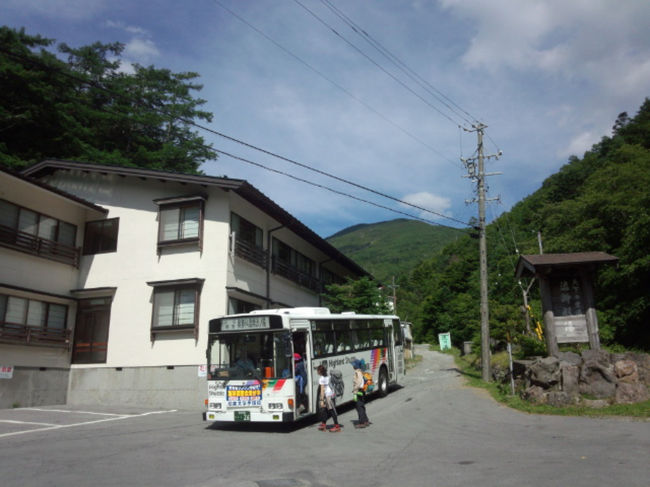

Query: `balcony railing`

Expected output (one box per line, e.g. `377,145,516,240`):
272,258,322,292
0,224,80,267
233,238,267,268
0,323,72,348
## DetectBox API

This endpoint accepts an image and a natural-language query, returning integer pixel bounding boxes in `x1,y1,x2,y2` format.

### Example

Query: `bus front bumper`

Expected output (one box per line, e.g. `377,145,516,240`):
203,410,295,423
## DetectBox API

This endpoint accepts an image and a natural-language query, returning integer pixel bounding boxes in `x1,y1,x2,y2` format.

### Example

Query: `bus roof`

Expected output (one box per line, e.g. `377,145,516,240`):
246,307,399,320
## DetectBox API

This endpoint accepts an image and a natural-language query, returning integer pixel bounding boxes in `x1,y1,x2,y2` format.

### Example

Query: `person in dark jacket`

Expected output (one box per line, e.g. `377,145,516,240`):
351,359,370,428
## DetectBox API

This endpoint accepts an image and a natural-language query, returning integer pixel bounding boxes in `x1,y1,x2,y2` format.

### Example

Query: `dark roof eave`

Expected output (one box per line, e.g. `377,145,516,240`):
515,252,619,278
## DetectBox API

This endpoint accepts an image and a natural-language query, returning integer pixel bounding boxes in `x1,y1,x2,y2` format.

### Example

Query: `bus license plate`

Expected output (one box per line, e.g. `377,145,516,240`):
234,411,250,422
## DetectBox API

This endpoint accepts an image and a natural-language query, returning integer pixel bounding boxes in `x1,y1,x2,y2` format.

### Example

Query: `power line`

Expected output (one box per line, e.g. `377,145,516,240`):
294,0,469,130
0,44,472,227
317,0,480,127
210,0,460,168
214,146,468,226
181,121,470,225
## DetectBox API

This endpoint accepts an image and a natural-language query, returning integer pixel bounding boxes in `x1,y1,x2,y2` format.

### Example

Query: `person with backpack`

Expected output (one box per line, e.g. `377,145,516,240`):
351,359,370,428
317,364,341,432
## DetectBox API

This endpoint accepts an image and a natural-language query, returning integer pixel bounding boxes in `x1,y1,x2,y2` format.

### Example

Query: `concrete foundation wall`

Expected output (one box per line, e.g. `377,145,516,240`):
0,367,69,409
67,366,207,410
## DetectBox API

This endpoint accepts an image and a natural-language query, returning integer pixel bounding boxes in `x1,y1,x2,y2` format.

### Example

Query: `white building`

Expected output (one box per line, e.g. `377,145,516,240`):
1,160,367,409
0,167,108,408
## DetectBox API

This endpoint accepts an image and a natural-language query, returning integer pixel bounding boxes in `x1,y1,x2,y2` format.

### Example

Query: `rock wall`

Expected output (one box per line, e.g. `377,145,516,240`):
511,350,649,407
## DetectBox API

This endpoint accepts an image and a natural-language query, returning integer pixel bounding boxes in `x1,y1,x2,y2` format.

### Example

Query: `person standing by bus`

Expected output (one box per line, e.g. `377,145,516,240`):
317,364,341,432
352,359,370,428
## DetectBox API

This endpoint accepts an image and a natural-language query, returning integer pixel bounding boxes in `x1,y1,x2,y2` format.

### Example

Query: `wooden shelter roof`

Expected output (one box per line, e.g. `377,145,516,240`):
515,252,618,278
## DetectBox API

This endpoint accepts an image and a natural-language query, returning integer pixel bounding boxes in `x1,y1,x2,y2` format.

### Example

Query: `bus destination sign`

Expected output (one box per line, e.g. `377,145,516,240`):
221,316,271,331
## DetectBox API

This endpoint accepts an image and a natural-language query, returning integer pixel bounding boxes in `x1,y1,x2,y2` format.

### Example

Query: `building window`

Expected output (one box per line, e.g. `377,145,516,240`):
154,195,205,251
230,212,266,267
148,278,204,339
83,218,119,255
0,199,79,265
72,297,112,363
0,293,70,347
228,297,262,315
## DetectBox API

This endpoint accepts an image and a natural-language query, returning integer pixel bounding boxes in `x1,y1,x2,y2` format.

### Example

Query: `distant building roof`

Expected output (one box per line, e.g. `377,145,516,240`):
515,252,618,278
22,159,369,277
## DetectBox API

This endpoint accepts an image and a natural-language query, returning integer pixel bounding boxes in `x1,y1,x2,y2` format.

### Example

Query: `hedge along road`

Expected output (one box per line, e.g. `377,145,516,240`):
0,344,648,487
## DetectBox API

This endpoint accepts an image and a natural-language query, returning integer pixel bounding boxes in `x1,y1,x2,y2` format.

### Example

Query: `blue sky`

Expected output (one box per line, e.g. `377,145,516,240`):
3,0,650,237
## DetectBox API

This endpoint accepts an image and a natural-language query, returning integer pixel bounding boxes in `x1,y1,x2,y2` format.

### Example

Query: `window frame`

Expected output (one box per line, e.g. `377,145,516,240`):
230,212,266,268
147,278,205,340
154,195,206,252
83,217,119,255
0,198,79,266
0,293,71,347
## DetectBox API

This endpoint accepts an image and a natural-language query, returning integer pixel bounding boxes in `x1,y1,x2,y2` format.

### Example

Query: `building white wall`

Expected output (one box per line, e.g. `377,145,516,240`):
43,171,231,368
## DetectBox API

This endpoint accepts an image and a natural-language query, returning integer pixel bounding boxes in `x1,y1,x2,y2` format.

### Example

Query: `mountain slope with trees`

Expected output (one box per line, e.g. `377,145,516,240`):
326,219,466,283
398,98,650,351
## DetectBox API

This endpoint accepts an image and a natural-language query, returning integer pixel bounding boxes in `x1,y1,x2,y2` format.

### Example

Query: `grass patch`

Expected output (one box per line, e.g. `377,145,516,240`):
405,353,423,370
452,349,650,419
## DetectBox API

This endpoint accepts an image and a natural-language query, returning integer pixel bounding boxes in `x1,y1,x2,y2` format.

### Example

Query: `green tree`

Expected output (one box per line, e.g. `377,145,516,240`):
322,277,392,315
0,26,216,172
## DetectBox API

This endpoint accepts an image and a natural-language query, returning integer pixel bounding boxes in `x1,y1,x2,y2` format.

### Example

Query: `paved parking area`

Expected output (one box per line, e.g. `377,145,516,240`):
0,406,177,439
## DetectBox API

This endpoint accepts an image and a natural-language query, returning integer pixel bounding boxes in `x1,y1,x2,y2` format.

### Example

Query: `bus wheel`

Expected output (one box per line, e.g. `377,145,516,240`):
378,367,389,397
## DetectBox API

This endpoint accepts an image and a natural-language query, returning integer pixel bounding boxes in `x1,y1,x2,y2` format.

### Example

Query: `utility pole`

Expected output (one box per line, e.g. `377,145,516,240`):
388,276,398,314
462,123,501,382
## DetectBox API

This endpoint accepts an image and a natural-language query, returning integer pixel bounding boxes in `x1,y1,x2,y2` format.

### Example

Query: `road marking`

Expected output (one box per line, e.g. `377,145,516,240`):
0,409,177,439
0,420,57,426
22,408,128,416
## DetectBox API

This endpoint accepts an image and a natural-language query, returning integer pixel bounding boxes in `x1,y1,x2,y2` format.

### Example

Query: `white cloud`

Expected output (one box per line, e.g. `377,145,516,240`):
105,20,148,36
400,192,452,221
123,38,160,63
438,0,650,86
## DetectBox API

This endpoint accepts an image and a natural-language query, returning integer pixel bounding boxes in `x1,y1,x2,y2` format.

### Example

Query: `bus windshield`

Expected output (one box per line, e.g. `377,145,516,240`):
208,331,292,381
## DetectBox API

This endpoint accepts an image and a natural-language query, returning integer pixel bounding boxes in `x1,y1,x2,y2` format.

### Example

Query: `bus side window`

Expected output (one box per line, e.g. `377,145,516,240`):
313,331,334,357
356,330,370,350
370,327,384,347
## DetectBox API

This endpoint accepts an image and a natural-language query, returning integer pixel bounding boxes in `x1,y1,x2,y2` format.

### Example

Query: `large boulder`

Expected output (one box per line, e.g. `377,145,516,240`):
556,351,582,366
579,350,617,398
527,356,561,388
614,360,639,384
615,382,649,404
561,364,580,396
523,385,546,404
612,352,650,387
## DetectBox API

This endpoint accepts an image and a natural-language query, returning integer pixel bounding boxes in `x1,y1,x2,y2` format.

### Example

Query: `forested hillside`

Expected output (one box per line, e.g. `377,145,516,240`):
399,99,650,351
327,219,465,283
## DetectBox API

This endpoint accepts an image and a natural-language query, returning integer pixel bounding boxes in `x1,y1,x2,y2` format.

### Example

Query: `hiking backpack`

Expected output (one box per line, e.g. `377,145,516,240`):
361,371,374,393
329,368,344,399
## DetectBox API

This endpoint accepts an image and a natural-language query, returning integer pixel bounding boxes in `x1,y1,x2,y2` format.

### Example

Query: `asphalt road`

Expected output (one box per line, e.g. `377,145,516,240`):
1,345,648,487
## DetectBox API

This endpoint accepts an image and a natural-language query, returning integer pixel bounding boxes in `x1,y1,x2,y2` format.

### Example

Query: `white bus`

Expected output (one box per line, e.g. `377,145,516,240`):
203,307,404,423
